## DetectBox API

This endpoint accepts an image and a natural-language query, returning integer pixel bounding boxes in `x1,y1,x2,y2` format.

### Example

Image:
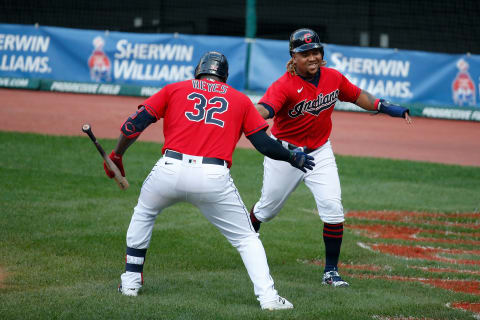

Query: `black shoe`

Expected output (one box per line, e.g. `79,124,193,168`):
249,207,262,232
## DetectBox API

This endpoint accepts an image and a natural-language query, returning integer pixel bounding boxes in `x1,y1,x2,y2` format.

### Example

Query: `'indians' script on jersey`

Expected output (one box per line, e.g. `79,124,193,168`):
259,67,360,149
288,90,339,118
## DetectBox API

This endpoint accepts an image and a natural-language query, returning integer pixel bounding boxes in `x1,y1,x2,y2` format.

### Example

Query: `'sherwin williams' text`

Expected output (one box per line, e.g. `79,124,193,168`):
288,90,339,118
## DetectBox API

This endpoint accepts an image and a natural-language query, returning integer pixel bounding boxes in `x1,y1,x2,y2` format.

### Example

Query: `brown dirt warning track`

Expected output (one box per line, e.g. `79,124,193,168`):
1,88,479,167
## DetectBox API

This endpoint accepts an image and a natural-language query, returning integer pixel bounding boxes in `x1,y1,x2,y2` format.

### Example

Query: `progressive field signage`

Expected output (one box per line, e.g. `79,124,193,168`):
1,23,479,109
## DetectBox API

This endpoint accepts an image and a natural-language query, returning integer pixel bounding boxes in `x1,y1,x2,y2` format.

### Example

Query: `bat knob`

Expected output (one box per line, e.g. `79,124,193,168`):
82,124,91,133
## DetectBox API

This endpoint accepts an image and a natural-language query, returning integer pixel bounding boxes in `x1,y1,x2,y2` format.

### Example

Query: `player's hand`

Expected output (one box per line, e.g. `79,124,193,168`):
378,99,412,123
104,151,125,178
404,111,413,124
288,149,315,173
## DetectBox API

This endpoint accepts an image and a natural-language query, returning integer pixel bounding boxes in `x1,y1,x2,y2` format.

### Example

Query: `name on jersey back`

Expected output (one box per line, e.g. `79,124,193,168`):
192,79,228,94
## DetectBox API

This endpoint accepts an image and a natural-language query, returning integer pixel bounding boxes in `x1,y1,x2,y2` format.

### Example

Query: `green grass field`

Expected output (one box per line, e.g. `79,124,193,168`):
1,131,479,319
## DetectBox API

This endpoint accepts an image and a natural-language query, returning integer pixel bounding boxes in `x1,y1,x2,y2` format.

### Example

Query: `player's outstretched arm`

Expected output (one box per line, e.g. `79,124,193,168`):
113,134,138,156
355,90,412,124
255,103,274,119
104,106,157,178
247,130,315,172
112,105,157,156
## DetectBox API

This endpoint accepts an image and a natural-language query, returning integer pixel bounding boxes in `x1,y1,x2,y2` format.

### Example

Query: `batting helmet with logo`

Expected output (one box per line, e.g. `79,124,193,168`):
289,28,324,57
194,51,229,82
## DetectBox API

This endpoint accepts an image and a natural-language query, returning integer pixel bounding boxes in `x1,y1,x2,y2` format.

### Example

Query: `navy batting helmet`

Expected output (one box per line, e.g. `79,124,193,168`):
194,51,229,82
289,28,324,57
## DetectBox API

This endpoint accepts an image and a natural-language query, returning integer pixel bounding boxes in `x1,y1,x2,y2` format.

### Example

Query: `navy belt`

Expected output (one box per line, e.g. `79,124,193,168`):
165,150,226,166
275,139,316,154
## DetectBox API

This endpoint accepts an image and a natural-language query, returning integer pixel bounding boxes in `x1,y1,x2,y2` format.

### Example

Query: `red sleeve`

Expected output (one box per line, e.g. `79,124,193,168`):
242,96,269,136
258,76,288,114
338,74,361,102
138,85,171,120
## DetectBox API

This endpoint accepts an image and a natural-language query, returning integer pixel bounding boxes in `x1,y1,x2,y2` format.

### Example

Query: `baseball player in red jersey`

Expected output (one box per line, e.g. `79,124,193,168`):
103,51,315,310
249,28,412,287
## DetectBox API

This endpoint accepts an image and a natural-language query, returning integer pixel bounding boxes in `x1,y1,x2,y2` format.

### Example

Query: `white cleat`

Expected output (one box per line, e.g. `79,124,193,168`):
261,296,294,310
118,285,140,296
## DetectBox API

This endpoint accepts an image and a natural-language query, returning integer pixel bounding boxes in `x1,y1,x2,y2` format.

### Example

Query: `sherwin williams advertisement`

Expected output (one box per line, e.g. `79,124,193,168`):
1,23,479,108
248,39,480,108
0,24,247,90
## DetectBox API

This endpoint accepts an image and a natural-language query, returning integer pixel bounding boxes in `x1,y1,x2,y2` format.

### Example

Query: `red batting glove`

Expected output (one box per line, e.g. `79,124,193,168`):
103,151,125,178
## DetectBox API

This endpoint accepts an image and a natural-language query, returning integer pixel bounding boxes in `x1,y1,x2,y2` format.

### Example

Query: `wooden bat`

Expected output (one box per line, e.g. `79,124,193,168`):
82,124,129,190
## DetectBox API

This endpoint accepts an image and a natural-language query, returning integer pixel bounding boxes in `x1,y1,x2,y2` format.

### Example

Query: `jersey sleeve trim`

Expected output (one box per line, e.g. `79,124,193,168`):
244,122,269,137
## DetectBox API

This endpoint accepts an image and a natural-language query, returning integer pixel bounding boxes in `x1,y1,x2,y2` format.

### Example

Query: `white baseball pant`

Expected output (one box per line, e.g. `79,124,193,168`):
253,140,344,224
121,150,279,305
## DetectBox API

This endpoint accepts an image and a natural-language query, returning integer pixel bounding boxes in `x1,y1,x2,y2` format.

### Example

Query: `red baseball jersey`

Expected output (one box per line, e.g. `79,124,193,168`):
259,67,361,149
141,78,268,167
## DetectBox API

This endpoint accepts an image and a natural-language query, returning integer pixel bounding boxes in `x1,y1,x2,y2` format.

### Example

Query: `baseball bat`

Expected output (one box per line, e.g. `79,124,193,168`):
81,124,129,190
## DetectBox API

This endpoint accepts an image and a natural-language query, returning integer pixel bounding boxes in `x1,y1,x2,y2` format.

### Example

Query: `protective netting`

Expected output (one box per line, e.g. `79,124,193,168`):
1,0,479,54
0,0,247,35
255,0,480,54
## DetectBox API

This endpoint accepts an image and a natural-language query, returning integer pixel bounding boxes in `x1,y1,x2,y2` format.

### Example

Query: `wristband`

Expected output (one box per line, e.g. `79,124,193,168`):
374,98,381,111
378,99,409,118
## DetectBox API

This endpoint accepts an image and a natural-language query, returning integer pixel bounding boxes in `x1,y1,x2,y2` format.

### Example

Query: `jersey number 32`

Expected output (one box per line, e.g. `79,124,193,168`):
185,92,228,128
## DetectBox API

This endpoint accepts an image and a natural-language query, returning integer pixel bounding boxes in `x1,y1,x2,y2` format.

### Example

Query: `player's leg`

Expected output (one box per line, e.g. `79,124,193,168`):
191,167,293,310
304,141,349,287
119,157,179,295
251,156,304,231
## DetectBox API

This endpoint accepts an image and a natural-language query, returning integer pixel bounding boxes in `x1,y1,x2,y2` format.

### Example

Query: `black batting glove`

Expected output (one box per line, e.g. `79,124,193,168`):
378,99,410,118
288,149,315,173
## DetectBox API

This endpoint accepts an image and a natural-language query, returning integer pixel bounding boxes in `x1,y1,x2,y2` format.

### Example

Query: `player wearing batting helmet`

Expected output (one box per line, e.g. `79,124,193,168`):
249,28,412,287
104,51,316,310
